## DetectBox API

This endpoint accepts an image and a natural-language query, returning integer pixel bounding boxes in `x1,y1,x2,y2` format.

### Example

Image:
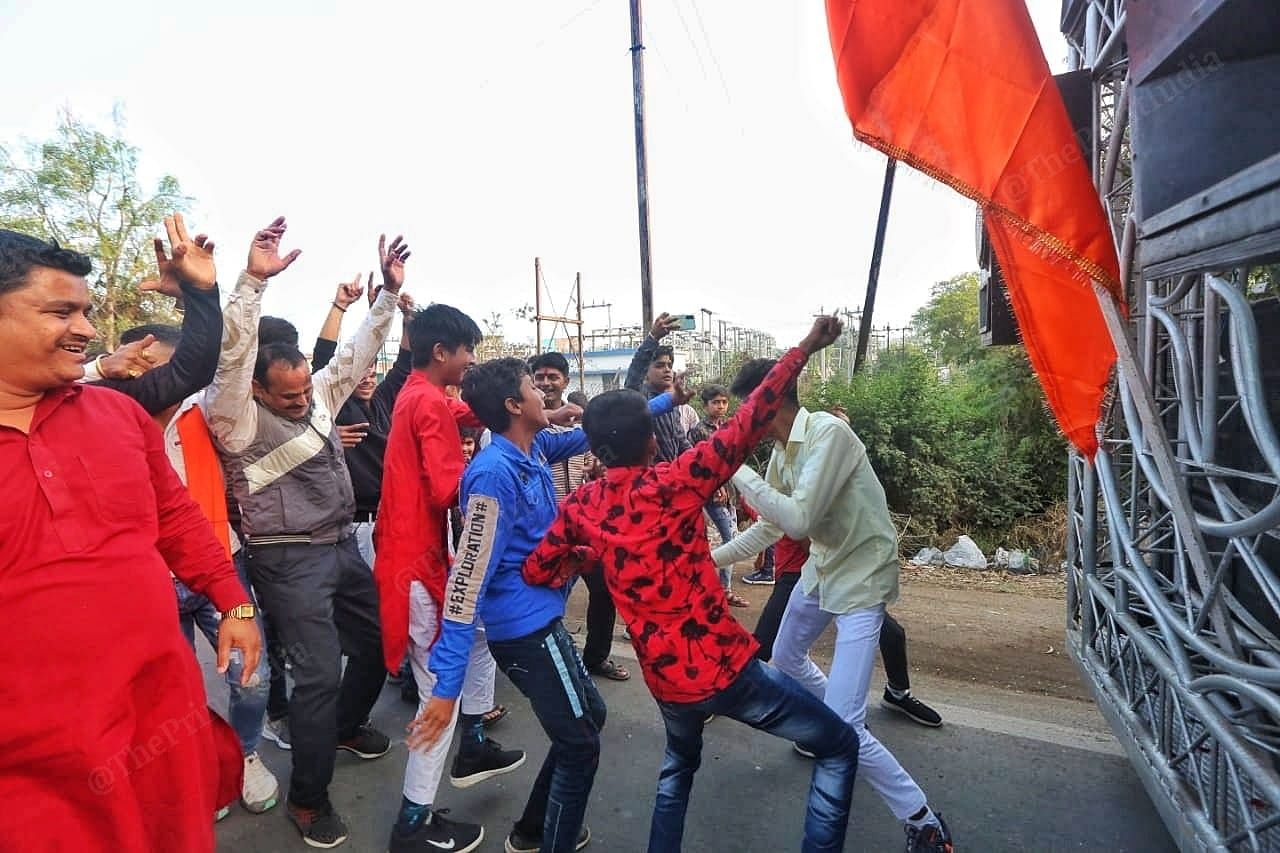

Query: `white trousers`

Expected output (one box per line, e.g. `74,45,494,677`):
401,581,499,805
772,586,928,820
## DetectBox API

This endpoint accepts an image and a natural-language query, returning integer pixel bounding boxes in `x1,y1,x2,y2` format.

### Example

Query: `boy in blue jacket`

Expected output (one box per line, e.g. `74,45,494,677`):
407,356,680,853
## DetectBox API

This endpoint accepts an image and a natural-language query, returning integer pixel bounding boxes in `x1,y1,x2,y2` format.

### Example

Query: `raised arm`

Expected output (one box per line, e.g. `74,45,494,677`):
668,316,843,504
312,235,407,413
623,312,681,391
204,217,301,452
312,274,366,371
371,293,417,411
92,214,222,414
537,391,676,462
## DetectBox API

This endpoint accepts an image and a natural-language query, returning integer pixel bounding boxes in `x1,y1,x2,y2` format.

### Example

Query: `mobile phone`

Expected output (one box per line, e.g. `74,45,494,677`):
676,314,697,331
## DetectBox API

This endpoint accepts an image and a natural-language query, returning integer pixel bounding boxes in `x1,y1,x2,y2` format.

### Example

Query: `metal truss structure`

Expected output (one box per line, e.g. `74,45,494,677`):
1061,1,1280,850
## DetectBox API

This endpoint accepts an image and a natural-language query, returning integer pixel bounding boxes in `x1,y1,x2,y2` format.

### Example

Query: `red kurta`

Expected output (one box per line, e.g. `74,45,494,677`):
373,373,482,673
0,384,249,853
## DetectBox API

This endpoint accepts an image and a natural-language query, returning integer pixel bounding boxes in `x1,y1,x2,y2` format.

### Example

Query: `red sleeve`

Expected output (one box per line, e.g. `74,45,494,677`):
419,399,466,513
140,406,248,612
445,396,484,430
666,347,808,503
523,489,600,588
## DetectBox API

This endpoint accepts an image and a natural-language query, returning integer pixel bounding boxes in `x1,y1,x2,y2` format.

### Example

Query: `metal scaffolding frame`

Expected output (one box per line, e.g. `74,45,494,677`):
1062,1,1280,850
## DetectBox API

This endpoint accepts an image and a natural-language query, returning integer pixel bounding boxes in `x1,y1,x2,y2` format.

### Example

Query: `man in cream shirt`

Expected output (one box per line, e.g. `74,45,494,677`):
711,359,955,853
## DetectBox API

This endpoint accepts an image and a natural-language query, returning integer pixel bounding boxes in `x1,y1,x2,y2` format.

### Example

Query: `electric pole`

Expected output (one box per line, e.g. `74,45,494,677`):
630,0,654,330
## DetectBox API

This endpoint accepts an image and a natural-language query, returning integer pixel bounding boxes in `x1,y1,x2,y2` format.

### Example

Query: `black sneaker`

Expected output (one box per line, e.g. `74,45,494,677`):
337,723,391,759
504,823,590,853
742,568,775,585
450,737,527,788
287,801,350,849
905,813,953,853
881,688,943,728
389,809,483,853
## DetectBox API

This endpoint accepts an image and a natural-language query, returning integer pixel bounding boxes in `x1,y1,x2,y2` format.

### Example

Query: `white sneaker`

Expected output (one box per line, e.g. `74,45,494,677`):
241,752,279,814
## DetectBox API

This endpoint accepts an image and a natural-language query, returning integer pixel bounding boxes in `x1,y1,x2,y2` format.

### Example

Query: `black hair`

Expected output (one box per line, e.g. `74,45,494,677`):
530,351,570,377
460,357,527,433
651,345,674,365
258,316,299,347
700,383,729,405
459,426,483,441
120,323,181,347
731,358,798,404
408,303,483,369
254,342,308,387
583,389,653,467
0,230,92,297
566,390,589,408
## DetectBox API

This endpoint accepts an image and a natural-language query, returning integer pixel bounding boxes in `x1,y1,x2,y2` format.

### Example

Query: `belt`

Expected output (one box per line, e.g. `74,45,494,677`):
247,523,352,547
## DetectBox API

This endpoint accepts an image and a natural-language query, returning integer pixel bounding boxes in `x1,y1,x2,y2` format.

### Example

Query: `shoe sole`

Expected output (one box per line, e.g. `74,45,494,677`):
242,793,279,814
291,821,349,850
451,751,527,788
337,743,391,759
741,578,775,585
880,699,944,728
504,825,589,853
262,731,292,751
793,743,816,758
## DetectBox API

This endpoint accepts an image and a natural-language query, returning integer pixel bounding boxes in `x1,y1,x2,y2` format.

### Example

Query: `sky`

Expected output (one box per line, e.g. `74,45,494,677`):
0,0,1069,349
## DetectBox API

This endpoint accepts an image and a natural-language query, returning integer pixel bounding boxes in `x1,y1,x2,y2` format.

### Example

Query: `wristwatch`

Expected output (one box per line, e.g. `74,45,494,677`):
223,603,257,620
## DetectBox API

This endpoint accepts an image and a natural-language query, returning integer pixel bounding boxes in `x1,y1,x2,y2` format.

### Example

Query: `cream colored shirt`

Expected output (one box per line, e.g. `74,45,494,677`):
711,408,899,614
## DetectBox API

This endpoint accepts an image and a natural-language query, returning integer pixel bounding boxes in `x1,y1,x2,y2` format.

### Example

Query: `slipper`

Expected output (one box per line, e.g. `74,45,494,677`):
482,705,508,727
588,659,631,681
726,591,750,608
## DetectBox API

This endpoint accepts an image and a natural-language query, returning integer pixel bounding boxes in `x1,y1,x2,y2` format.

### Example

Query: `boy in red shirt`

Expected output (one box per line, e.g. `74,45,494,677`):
523,317,861,852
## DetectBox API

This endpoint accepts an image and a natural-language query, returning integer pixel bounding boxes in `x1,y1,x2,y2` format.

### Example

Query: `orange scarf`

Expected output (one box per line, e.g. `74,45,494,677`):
176,407,231,558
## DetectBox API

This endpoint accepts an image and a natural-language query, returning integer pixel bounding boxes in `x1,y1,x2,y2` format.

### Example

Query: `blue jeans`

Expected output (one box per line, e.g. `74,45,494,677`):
174,554,271,755
650,659,860,852
706,503,737,588
489,619,606,853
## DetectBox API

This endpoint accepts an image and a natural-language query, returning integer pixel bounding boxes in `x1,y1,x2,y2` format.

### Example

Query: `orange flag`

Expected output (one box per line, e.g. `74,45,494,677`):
825,0,1122,455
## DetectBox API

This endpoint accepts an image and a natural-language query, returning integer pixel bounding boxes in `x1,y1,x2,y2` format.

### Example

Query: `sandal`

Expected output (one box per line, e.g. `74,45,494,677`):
588,659,631,681
726,591,751,608
481,705,508,727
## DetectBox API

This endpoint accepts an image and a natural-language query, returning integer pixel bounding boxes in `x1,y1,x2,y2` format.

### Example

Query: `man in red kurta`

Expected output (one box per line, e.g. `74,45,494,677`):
0,229,261,853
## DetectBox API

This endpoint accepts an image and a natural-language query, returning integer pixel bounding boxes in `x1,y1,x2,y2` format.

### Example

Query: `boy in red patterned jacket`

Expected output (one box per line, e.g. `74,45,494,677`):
523,317,861,853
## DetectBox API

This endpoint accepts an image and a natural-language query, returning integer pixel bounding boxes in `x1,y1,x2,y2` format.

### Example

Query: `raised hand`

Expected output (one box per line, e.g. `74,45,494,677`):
671,371,696,404
365,271,379,307
98,333,158,380
246,216,302,281
378,234,411,293
145,213,216,292
799,315,844,354
334,273,365,309
650,312,681,340
397,291,417,318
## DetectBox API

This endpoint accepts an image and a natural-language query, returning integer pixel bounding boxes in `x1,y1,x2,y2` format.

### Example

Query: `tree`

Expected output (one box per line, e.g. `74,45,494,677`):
0,109,189,347
912,272,982,366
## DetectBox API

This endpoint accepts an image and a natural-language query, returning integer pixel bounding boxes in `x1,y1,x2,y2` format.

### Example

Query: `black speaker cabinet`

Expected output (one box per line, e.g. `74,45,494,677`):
976,70,1092,348
1129,0,1280,277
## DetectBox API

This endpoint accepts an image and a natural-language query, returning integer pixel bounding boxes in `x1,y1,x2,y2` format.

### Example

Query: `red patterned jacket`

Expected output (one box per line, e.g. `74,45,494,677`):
523,347,808,702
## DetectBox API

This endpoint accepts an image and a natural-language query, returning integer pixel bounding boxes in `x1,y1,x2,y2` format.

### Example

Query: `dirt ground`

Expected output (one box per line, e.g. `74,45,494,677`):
564,561,1088,702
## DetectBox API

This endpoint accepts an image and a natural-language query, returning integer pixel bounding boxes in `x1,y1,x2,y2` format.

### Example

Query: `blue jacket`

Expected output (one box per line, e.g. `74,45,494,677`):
429,392,676,699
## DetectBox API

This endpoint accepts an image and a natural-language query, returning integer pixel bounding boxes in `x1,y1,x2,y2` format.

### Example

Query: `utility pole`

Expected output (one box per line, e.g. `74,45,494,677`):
854,157,897,373
629,0,654,330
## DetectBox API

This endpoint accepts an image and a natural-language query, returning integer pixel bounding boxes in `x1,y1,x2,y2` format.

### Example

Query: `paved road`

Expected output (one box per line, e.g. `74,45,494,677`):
209,637,1175,853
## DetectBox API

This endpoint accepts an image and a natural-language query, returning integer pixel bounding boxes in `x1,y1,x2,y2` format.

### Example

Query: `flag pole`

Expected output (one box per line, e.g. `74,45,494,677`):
854,157,897,373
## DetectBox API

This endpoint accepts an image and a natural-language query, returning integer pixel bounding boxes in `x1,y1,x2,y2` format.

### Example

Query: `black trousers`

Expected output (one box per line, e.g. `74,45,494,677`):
580,568,618,670
753,573,912,691
246,537,386,809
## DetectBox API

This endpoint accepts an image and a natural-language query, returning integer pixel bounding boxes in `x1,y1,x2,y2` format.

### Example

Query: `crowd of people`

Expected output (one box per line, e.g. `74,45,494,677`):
0,215,955,853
